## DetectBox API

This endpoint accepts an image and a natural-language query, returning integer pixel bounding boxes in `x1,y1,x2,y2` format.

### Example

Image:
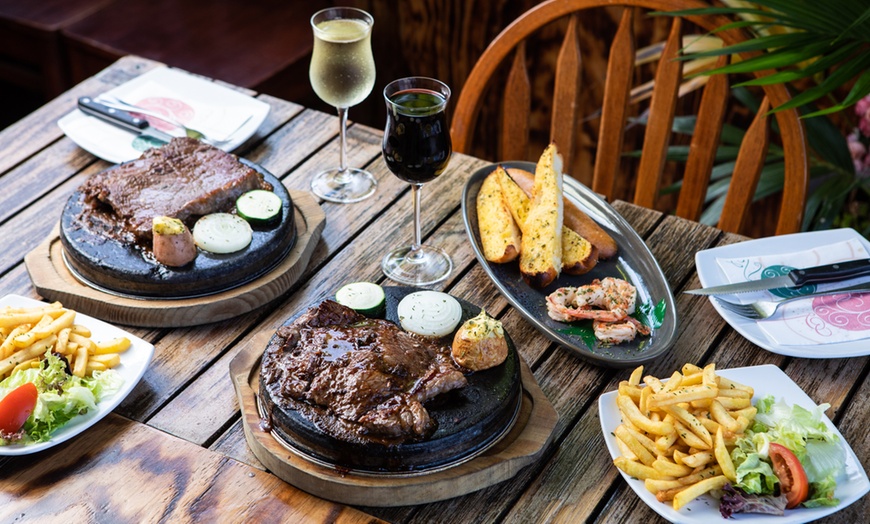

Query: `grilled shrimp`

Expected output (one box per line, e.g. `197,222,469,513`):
546,277,638,322
593,317,651,345
546,277,649,344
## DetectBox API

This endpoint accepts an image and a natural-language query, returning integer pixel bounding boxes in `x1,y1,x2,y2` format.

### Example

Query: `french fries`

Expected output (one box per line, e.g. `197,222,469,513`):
611,363,756,512
0,301,129,380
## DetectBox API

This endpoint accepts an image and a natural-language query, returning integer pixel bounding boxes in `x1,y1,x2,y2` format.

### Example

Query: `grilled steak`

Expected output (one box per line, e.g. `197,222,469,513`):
260,300,468,445
81,137,271,240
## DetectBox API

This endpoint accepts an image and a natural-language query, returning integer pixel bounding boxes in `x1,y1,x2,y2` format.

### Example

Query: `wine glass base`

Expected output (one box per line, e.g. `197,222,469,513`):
382,245,452,286
311,168,377,203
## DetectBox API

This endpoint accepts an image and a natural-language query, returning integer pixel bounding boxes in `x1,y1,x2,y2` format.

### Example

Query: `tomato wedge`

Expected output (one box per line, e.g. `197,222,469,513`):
0,382,38,434
769,442,809,509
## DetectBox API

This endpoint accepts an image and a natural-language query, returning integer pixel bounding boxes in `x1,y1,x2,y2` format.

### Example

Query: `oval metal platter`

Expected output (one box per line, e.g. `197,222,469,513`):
461,161,678,368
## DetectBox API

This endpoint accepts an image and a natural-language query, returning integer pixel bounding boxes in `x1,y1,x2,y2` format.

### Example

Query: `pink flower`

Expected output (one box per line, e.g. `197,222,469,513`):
857,95,870,137
848,131,866,157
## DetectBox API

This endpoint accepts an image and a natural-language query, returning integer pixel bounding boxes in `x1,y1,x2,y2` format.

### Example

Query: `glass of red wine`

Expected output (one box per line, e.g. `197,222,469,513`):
381,77,453,285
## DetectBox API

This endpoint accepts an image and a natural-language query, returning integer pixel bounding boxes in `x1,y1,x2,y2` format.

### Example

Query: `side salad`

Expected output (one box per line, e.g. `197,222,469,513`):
718,396,845,517
0,350,123,445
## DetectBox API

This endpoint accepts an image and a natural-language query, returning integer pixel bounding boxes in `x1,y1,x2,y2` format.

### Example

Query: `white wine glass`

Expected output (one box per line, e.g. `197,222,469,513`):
381,77,453,285
309,7,377,203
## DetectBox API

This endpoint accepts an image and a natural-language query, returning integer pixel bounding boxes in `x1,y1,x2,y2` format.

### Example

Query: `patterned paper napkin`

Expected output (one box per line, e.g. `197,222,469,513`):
119,81,252,142
715,238,870,346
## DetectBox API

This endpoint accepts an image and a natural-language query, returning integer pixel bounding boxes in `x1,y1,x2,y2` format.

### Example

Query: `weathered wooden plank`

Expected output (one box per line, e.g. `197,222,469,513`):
0,415,381,524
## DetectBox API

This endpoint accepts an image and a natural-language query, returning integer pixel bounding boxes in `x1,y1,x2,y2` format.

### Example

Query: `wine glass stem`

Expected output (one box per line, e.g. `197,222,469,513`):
336,106,350,183
410,183,424,261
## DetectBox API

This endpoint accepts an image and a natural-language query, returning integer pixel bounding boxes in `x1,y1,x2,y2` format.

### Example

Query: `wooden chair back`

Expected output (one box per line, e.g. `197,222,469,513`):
451,0,809,236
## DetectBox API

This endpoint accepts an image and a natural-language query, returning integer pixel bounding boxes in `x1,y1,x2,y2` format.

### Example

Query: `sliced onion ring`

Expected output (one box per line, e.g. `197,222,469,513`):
193,213,253,254
397,291,462,338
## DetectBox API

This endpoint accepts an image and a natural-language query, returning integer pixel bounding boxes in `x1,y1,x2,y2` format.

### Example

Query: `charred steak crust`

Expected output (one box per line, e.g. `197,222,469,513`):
81,137,272,240
260,300,468,446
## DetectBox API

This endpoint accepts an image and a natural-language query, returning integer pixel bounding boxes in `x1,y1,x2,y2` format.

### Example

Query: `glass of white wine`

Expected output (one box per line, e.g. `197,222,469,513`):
309,7,377,203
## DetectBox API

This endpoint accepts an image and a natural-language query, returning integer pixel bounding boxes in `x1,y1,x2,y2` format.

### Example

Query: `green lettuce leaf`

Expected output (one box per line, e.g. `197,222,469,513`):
0,350,123,445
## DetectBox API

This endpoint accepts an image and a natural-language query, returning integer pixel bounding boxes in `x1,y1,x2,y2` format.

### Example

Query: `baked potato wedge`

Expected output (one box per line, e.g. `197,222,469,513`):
507,167,618,259
452,310,508,371
152,216,197,267
476,171,521,263
519,143,563,288
497,162,597,275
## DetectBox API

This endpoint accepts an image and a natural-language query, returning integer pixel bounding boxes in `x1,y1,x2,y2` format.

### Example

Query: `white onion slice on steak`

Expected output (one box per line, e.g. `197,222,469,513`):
397,291,463,338
193,213,253,254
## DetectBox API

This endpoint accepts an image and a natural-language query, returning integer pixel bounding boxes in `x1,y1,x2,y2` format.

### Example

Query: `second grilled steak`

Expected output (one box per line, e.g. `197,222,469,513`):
81,137,271,240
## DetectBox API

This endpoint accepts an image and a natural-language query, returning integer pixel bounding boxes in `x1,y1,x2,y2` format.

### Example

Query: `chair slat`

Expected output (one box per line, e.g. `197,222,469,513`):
592,7,635,198
774,109,809,234
718,97,771,233
676,55,729,221
501,41,531,161
550,14,582,168
634,17,683,209
450,0,808,237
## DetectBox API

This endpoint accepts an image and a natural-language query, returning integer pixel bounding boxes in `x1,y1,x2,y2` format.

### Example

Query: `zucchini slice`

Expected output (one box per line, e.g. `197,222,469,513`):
236,189,282,225
335,282,386,317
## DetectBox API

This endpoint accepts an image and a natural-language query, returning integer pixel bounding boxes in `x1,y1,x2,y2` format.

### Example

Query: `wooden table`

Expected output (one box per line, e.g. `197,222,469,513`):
0,56,867,523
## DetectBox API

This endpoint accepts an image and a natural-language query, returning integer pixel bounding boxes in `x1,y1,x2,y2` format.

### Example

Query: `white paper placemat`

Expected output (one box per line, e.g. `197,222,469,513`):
715,238,870,346
695,228,870,358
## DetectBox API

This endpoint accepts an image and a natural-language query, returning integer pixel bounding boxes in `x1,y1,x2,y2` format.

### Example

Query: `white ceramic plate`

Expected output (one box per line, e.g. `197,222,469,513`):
695,228,870,358
0,295,154,455
58,66,270,164
599,364,870,523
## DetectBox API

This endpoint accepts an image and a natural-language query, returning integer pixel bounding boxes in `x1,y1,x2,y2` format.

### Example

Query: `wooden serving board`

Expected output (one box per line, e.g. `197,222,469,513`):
24,190,325,328
230,329,559,507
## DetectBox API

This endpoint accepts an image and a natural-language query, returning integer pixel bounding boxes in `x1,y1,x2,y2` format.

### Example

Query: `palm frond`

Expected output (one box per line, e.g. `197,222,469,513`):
656,0,870,115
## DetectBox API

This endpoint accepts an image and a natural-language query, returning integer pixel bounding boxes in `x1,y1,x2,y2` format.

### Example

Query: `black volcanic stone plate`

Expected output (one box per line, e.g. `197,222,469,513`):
259,286,522,474
60,159,295,298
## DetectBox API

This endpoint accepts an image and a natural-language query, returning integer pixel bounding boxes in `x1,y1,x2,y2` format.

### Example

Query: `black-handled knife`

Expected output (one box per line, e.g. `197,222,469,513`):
77,96,173,143
686,258,870,295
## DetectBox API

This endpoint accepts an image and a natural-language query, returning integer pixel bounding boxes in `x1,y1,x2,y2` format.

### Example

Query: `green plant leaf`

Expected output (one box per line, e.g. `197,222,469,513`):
774,53,870,112
558,322,597,350
696,42,834,76
806,174,858,231
734,43,862,87
634,299,667,329
839,69,870,108
801,105,855,172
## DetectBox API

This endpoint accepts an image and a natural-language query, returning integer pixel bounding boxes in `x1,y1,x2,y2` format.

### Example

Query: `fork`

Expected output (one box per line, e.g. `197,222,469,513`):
714,283,870,320
95,94,251,144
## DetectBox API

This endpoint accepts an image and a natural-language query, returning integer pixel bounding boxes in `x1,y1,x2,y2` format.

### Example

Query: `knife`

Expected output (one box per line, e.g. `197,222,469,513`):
77,96,174,144
686,258,870,295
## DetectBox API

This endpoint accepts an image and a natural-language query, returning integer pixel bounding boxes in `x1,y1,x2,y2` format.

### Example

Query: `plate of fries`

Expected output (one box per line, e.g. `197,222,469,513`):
0,295,154,455
599,364,869,523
